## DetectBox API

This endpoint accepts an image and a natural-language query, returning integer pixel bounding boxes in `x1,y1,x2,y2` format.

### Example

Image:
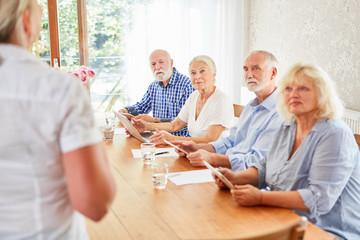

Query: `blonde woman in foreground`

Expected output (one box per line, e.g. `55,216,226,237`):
213,63,360,240
0,0,116,239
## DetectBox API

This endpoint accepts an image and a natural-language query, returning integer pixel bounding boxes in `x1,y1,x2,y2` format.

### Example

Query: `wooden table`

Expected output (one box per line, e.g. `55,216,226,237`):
86,133,336,240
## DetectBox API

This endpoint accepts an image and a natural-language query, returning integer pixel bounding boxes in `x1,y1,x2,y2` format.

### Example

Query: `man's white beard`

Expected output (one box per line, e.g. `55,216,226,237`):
154,67,173,81
246,78,266,92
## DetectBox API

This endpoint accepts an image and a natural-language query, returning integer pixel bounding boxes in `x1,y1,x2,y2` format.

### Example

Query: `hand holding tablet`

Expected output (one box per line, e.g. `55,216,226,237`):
163,139,189,155
203,161,234,189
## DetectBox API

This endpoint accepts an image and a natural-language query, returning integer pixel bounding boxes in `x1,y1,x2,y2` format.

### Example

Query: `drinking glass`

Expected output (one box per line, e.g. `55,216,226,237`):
102,112,115,141
152,163,168,189
141,143,156,165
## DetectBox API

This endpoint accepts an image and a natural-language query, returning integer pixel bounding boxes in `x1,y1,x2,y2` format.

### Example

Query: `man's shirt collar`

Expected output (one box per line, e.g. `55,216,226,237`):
249,88,278,111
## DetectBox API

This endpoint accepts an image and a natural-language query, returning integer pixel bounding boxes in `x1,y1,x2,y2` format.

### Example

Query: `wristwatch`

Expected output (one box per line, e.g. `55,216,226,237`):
154,118,161,123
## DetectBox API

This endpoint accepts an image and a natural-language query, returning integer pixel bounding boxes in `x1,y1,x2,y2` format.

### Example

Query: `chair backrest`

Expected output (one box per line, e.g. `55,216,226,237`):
355,134,360,149
233,104,245,118
227,217,307,240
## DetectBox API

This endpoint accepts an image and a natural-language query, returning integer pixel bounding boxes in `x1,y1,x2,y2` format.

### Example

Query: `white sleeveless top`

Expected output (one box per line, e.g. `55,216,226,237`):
178,87,233,137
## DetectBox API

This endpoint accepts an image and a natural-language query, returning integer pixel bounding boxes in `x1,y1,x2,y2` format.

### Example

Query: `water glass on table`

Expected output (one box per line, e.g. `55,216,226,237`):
141,143,156,165
103,126,114,141
152,163,168,189
102,113,115,141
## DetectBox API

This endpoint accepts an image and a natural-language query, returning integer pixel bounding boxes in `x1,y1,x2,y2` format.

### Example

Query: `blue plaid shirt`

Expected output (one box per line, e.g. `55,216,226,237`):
126,67,194,136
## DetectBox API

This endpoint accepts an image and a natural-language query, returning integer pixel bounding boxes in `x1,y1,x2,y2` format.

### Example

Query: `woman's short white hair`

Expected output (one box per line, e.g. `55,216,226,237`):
188,55,217,75
277,62,344,122
0,0,32,43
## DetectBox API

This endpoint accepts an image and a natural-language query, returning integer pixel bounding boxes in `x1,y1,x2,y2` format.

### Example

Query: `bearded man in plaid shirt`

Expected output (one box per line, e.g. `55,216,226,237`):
119,49,194,136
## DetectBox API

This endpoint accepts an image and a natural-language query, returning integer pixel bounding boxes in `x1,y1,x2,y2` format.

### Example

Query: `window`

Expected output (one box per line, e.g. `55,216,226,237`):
33,0,246,114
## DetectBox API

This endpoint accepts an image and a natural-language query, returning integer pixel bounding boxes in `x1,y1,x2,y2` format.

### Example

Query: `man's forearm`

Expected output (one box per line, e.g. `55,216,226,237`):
198,143,216,152
211,153,231,168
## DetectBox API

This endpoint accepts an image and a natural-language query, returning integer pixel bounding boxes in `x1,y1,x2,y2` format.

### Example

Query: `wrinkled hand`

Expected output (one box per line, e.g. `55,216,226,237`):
119,108,129,113
150,129,172,145
231,185,262,206
170,141,199,157
213,168,235,189
133,114,155,122
132,118,148,133
187,149,215,167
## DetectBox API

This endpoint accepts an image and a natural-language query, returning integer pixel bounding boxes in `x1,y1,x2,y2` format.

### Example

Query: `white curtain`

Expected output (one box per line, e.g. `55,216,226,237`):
123,0,245,107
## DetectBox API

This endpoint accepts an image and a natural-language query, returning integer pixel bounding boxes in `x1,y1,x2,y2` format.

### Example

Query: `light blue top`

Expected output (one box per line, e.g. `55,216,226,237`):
253,119,360,240
211,90,282,171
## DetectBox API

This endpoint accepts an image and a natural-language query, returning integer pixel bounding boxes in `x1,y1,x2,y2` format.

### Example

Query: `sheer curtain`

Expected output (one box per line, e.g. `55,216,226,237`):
123,0,245,107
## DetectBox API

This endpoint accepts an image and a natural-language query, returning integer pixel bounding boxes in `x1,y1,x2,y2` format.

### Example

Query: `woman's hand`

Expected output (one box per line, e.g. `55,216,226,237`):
231,185,262,206
213,168,235,189
150,129,173,145
132,118,149,133
171,141,199,157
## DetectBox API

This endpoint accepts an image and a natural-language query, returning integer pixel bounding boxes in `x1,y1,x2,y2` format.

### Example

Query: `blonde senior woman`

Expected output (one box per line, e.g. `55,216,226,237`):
0,0,115,239
132,55,233,144
213,63,360,240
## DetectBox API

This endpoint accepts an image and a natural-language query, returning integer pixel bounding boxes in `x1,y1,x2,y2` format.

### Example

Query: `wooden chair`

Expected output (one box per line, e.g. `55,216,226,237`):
225,217,307,240
233,104,245,118
355,134,360,149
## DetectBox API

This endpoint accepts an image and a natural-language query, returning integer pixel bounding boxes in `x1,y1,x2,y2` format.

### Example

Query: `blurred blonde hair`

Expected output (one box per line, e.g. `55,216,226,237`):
277,62,344,122
0,0,32,43
189,55,217,75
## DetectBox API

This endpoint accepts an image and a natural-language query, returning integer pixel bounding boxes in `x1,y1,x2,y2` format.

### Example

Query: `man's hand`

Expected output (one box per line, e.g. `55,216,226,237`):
119,108,129,113
132,118,149,133
187,149,215,167
231,185,262,206
171,141,199,157
133,114,155,122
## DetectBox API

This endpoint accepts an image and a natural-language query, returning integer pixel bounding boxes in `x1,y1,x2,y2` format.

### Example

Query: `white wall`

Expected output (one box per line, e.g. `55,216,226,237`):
245,0,360,111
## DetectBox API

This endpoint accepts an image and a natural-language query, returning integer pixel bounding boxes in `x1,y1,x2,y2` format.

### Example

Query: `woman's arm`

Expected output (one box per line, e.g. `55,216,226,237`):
62,142,116,222
133,117,187,133
182,125,225,143
151,124,225,145
260,190,308,211
227,168,308,210
231,185,308,211
215,167,259,188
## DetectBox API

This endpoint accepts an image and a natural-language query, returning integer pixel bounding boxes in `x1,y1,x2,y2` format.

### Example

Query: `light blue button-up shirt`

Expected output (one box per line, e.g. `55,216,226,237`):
253,119,360,240
211,90,282,171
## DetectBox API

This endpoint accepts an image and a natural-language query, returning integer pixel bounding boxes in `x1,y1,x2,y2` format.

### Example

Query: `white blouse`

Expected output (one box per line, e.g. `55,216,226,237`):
0,44,101,240
178,88,233,137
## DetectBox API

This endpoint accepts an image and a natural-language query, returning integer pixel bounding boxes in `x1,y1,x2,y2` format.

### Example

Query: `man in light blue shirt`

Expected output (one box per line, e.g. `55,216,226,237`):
175,50,283,171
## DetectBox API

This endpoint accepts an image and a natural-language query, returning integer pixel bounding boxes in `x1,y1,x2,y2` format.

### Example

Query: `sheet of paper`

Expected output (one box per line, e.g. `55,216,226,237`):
168,169,214,185
131,148,179,158
115,127,126,135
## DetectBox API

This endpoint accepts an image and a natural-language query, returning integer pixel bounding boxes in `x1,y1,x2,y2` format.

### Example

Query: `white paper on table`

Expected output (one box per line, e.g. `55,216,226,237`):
131,148,179,158
114,128,126,135
168,169,214,185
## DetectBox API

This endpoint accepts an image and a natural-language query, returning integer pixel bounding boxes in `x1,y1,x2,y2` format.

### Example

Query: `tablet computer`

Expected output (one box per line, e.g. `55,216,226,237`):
203,161,234,189
121,112,134,120
163,139,189,155
113,111,151,143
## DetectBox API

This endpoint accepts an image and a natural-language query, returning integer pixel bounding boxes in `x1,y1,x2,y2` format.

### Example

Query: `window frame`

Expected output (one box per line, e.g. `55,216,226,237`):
47,0,89,88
